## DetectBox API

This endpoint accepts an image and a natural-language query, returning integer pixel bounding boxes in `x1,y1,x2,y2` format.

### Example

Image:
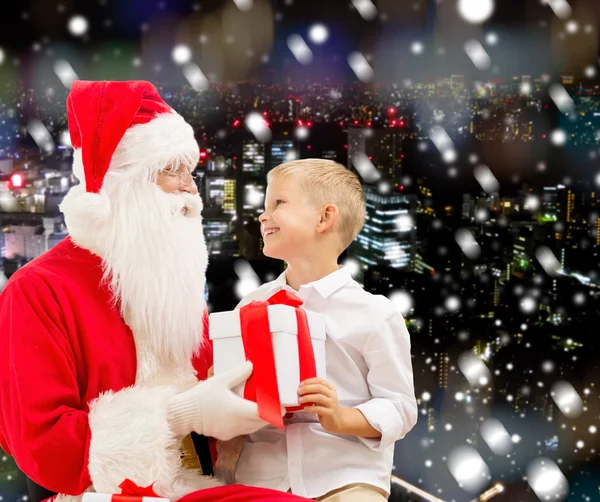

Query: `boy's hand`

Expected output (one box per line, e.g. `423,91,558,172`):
298,377,344,434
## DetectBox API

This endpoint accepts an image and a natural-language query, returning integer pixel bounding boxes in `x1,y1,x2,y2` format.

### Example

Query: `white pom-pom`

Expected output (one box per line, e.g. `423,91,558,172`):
60,186,112,236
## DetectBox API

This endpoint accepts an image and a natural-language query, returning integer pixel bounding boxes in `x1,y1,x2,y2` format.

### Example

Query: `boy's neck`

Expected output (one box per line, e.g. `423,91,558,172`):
284,259,340,292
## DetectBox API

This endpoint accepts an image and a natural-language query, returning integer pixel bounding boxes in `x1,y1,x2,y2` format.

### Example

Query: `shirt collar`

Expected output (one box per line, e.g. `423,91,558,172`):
267,266,353,299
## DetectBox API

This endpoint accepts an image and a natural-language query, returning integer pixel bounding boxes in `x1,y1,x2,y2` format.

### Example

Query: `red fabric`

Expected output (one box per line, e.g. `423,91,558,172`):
238,291,318,429
119,479,159,497
66,80,173,193
178,486,311,502
192,310,213,381
191,311,218,465
0,238,206,495
240,301,282,428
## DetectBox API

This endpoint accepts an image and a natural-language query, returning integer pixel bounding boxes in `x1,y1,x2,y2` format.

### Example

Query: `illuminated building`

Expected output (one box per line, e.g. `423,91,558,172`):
270,140,295,170
512,223,534,276
353,186,417,269
242,141,265,174
540,186,559,222
347,127,406,185
242,181,266,220
204,176,237,217
438,352,448,390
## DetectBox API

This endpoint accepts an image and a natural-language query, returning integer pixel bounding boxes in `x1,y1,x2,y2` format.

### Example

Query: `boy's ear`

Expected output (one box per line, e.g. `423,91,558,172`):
316,204,339,234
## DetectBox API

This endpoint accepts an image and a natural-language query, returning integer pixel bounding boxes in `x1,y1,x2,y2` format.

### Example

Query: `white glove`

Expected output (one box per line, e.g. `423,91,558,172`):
167,361,268,441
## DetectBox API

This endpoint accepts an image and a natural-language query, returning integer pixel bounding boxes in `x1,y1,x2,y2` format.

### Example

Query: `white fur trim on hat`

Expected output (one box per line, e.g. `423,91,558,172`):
104,111,199,192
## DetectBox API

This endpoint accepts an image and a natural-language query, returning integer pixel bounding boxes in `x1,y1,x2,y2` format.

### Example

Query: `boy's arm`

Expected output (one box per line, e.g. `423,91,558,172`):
353,309,418,452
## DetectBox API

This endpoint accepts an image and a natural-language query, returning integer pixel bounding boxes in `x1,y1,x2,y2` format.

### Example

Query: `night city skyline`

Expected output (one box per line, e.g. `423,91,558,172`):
2,1,600,502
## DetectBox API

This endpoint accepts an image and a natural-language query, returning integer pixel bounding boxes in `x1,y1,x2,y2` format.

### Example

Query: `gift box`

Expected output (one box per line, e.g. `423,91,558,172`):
209,290,327,428
83,494,169,502
82,480,169,502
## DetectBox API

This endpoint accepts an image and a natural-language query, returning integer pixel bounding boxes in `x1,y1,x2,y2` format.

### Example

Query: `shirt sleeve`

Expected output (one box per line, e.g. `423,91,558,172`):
354,309,418,452
0,274,93,495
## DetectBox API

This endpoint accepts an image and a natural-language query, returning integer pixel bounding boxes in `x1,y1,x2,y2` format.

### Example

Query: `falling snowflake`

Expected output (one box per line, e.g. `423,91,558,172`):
0,47,5,66
342,257,361,277
485,32,499,45
53,59,79,89
524,195,540,211
455,229,481,259
445,296,461,312
245,112,272,142
542,360,555,373
565,20,578,34
473,164,499,194
520,296,537,314
411,42,424,55
549,84,574,114
233,260,260,299
233,0,253,12
245,187,264,207
395,214,414,233
352,152,381,182
551,381,583,418
389,290,414,316
535,246,561,276
527,457,569,501
351,0,377,21
458,351,491,386
347,51,373,82
430,126,456,162
172,44,192,65
457,0,495,24
68,15,89,37
308,23,329,44
295,126,309,141
447,445,491,492
545,0,572,19
27,120,55,153
464,40,491,70
287,35,313,65
550,129,568,146
573,292,586,305
584,65,597,79
480,418,512,455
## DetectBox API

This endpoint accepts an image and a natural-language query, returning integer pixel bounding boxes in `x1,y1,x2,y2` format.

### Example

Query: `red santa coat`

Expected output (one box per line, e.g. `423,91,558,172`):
0,237,217,499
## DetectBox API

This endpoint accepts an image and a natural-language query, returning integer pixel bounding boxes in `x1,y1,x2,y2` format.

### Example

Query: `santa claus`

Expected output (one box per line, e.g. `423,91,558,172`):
0,81,309,502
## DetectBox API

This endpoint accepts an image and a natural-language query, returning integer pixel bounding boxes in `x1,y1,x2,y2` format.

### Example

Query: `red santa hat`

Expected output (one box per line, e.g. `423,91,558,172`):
66,80,199,195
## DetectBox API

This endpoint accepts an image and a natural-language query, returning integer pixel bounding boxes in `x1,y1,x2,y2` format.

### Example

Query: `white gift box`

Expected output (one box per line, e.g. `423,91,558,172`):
82,494,170,502
209,304,327,408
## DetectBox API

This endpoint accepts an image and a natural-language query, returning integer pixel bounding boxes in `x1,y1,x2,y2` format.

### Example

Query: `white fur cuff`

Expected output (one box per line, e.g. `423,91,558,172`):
87,385,180,497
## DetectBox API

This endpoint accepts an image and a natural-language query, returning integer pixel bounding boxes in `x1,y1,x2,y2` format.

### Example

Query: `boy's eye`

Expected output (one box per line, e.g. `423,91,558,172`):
275,200,285,206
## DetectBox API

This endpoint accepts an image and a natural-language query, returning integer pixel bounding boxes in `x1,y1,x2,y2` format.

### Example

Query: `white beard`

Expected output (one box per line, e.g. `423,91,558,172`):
62,181,208,367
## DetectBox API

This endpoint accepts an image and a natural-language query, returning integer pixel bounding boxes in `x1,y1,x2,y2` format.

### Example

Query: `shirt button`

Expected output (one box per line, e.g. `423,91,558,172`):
290,461,299,467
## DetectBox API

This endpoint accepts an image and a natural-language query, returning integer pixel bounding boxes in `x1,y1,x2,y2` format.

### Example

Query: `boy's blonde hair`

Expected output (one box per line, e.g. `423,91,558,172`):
267,159,366,252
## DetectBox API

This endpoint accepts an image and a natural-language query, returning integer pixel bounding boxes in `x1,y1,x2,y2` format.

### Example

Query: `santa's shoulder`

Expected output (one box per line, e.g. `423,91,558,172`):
3,237,104,295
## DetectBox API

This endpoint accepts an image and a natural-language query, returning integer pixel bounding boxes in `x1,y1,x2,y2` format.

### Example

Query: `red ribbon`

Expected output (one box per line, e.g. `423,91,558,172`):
239,290,317,429
119,479,160,498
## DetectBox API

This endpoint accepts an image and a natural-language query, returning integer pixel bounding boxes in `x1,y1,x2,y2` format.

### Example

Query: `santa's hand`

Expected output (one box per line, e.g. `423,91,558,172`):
167,361,268,441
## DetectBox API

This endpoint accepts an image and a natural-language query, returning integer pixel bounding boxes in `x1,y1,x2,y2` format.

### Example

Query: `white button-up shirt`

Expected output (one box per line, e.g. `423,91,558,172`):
233,267,418,499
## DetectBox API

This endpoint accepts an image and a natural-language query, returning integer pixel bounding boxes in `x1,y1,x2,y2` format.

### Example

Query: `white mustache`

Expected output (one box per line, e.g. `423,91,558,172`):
164,191,203,217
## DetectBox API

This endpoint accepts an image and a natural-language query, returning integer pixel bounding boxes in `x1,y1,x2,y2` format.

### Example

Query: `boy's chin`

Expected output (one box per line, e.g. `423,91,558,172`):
262,244,286,261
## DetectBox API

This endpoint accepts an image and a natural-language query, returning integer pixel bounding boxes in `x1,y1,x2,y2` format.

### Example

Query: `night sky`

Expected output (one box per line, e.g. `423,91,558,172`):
0,0,599,86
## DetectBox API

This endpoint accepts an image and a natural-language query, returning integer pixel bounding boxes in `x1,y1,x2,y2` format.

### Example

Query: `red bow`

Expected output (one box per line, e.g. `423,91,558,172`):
119,479,160,498
239,290,317,429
